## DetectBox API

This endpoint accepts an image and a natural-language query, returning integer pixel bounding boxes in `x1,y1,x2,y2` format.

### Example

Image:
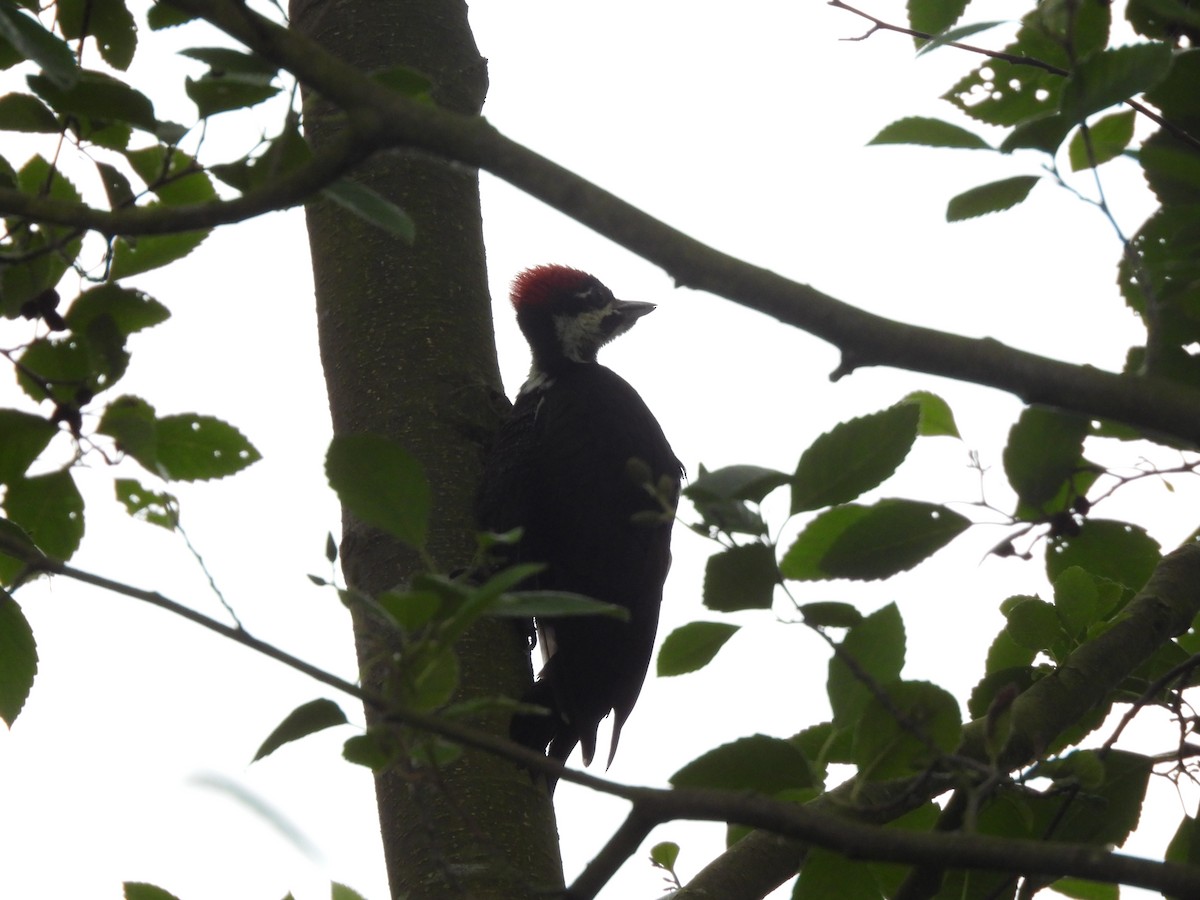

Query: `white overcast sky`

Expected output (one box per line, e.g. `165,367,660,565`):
0,2,1191,899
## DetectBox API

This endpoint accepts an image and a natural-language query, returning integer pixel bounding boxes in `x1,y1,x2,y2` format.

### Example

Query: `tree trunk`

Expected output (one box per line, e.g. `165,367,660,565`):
290,1,564,895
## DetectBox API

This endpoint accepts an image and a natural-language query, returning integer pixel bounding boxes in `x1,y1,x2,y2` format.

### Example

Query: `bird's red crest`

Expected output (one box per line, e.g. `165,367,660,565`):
510,265,594,311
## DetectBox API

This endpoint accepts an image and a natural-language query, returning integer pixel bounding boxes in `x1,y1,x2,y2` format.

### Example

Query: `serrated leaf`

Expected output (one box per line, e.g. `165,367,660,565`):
0,591,37,726
657,621,739,676
1003,407,1089,509
1053,566,1101,635
1060,43,1173,124
253,698,349,762
185,72,279,117
28,69,157,132
114,478,177,529
947,175,1040,221
1167,814,1200,867
124,884,182,900
852,680,962,781
915,20,1005,57
322,178,416,242
487,590,628,620
325,433,430,548
985,624,1037,673
0,92,57,131
0,410,56,483
124,146,217,204
111,230,210,280
828,603,905,727
900,390,961,437
799,601,863,628
670,733,815,793
780,504,869,581
703,543,778,611
150,414,259,481
1046,519,1161,591
0,5,77,89
56,0,137,70
96,160,136,208
179,47,280,76
1005,596,1063,651
3,469,84,561
791,404,919,513
869,116,991,149
0,518,39,585
683,464,790,504
98,395,158,469
819,499,970,580
1068,110,1136,171
64,284,170,336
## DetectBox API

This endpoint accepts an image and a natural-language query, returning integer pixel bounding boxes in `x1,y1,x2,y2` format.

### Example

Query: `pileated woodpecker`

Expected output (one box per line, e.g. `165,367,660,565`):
478,264,680,774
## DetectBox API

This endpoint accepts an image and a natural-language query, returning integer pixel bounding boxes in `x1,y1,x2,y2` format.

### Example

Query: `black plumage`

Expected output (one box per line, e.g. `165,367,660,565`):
477,265,680,771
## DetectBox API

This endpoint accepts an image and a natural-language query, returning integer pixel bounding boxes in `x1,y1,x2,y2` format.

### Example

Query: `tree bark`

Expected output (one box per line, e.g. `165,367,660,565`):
290,1,564,895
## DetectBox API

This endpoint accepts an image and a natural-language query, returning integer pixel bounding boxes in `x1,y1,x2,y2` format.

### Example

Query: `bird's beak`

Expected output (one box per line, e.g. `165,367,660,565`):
614,299,656,320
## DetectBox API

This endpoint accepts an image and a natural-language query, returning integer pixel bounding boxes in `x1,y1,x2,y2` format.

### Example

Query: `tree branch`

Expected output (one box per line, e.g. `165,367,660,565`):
0,127,373,236
677,542,1200,899
2,0,1166,450
6,536,1200,898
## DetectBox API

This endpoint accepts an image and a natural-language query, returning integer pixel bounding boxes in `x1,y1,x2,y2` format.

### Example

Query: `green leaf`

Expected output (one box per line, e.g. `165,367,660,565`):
124,884,182,900
657,621,739,676
325,434,430,548
799,601,863,629
28,69,157,132
984,623,1037,673
1068,110,1136,171
97,395,158,469
179,46,280,76
185,72,279,117
0,92,57,131
0,410,56,483
56,0,137,70
1141,128,1200,205
1167,814,1200,867
649,841,680,872
819,499,970,581
794,848,884,900
372,64,434,100
487,590,628,620
1004,596,1063,651
124,146,217,204
322,179,417,242
0,518,39,586
1053,566,1101,635
791,404,920,513
868,116,991,150
907,0,969,44
331,883,370,900
64,284,170,336
1050,877,1118,900
780,504,869,581
703,543,778,611
154,414,260,481
0,5,77,89
1003,407,1090,509
684,464,790,505
253,698,349,762
114,478,177,529
670,733,815,793
900,390,961,437
1060,43,1173,124
946,175,1040,221
852,680,962,781
1046,519,1161,591
828,603,905,728
0,591,37,726
3,469,84,561
914,20,1006,57
110,231,210,280
96,160,136,208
